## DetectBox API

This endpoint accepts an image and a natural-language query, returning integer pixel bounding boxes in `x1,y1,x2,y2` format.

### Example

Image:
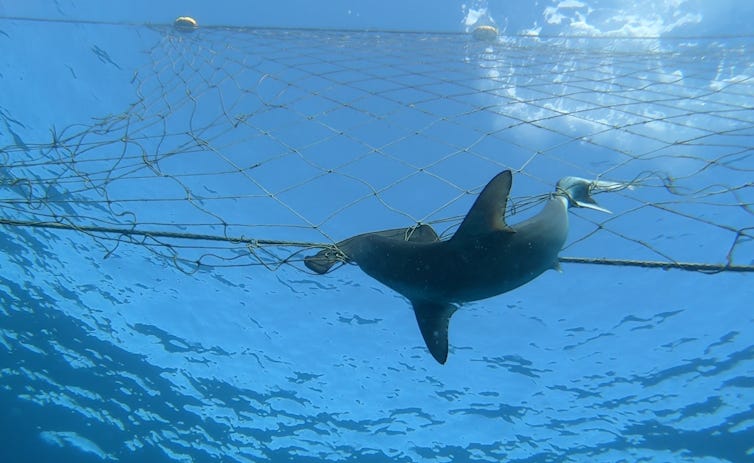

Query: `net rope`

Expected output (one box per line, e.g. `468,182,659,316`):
1,22,753,274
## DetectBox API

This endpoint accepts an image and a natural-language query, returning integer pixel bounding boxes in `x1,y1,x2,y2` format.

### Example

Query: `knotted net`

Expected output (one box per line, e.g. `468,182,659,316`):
2,24,753,273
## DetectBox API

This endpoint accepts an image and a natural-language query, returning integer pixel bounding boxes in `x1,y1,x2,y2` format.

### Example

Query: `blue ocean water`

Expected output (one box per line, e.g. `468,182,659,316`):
1,1,753,463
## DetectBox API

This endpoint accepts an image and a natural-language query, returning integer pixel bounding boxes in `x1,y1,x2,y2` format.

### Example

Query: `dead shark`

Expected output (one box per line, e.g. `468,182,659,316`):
305,170,622,364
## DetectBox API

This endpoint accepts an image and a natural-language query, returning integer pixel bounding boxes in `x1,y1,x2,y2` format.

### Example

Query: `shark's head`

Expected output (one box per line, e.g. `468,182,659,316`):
556,176,626,214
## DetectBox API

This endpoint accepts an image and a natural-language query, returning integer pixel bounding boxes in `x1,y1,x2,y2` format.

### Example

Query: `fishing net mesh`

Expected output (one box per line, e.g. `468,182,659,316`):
1,25,753,273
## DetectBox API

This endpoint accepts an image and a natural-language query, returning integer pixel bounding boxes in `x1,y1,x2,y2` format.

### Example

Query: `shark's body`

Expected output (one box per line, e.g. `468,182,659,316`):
306,170,618,363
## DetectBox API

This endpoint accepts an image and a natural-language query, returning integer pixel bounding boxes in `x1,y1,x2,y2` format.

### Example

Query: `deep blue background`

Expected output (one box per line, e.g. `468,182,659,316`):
1,1,753,462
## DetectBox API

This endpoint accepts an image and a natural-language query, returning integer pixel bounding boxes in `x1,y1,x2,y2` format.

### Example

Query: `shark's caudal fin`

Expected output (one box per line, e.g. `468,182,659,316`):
452,170,515,239
304,248,343,274
412,300,458,364
304,224,439,274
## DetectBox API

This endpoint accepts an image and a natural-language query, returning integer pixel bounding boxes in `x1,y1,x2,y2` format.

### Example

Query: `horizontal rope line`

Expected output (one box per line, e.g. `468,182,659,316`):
558,257,752,273
2,15,754,40
0,218,303,247
2,218,751,273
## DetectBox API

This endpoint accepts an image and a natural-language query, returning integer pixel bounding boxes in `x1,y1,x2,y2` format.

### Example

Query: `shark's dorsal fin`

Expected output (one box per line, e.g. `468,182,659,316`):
370,224,439,243
402,224,440,243
412,300,458,364
452,170,515,240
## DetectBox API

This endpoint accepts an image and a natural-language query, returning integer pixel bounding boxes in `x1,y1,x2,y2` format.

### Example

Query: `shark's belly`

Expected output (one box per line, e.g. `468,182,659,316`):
432,236,562,302
351,230,566,304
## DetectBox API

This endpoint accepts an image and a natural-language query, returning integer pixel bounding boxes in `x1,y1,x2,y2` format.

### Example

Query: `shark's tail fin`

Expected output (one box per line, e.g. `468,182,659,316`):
304,224,440,274
304,248,343,274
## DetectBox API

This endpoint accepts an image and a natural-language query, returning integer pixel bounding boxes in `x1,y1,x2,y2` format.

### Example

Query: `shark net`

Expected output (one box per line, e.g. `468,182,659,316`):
2,23,753,273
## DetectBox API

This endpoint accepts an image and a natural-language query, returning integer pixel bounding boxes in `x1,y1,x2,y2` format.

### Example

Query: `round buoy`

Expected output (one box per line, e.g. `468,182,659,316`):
472,25,498,42
174,16,198,33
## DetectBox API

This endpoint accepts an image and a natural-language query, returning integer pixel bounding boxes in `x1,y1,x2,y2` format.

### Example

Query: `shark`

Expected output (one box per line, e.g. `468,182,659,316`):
305,170,623,363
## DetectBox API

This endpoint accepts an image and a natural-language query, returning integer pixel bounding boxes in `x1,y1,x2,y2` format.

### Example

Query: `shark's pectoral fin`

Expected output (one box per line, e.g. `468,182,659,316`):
412,300,458,364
